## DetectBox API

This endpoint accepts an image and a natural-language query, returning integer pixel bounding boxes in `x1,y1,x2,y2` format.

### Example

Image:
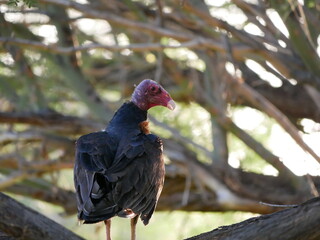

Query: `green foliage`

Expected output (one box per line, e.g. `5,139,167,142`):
229,107,278,175
150,103,213,149
7,0,37,7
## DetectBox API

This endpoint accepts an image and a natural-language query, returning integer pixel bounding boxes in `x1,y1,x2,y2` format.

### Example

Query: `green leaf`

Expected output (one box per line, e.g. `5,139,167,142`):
7,0,36,7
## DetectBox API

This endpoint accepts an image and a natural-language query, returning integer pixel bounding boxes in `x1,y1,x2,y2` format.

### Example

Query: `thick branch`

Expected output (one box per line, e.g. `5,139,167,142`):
186,197,320,240
0,192,84,240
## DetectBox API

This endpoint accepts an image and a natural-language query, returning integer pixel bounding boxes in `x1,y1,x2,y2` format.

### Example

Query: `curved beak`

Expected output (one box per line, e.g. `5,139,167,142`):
167,99,176,110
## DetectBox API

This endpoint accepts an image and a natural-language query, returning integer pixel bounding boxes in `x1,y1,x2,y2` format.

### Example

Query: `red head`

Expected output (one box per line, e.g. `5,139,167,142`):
131,79,176,111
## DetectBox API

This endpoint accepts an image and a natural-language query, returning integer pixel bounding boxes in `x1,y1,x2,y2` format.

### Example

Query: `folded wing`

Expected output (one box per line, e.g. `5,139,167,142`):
74,131,165,225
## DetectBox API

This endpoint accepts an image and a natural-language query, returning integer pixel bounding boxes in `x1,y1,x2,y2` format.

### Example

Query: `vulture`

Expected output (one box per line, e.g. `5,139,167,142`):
74,79,175,240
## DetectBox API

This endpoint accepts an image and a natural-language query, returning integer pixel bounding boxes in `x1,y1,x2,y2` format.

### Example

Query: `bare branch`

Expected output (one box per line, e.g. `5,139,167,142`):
0,111,103,134
186,197,320,240
0,37,222,54
0,192,84,240
230,75,320,164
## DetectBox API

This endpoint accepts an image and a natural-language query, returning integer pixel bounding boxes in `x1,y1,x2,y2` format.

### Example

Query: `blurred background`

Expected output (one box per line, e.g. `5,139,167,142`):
0,0,320,239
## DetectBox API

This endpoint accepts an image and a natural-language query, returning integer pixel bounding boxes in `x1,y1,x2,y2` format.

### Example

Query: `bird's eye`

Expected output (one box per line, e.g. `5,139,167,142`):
150,86,157,92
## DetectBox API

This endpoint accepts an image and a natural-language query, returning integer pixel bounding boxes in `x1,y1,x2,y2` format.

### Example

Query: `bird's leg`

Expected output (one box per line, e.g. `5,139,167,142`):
104,219,111,240
130,215,139,240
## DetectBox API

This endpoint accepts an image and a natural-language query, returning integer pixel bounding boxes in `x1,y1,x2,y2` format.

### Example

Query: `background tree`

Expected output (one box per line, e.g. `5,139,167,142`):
0,0,319,239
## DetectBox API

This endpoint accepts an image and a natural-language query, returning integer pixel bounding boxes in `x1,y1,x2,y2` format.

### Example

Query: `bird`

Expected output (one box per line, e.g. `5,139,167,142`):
74,79,175,240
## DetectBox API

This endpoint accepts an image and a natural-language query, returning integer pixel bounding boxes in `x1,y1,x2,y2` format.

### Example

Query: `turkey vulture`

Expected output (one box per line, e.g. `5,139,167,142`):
74,79,175,240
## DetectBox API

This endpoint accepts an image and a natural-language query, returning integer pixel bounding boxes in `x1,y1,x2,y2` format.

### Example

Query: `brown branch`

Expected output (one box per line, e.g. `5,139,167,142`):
238,63,320,123
221,117,302,185
0,111,103,134
163,138,297,211
4,158,318,216
0,154,73,173
0,157,73,190
192,75,297,181
183,1,263,49
32,0,258,60
6,181,77,214
38,0,193,41
0,192,84,240
186,197,320,240
231,0,289,45
0,37,220,54
230,75,320,164
202,53,229,167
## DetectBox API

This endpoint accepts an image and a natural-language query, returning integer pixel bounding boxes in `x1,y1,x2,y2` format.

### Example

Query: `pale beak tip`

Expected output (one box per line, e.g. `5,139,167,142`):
167,100,176,110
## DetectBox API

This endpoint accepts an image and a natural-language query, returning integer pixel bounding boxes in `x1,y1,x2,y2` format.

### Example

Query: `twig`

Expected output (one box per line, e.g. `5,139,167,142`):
259,201,297,208
289,0,317,50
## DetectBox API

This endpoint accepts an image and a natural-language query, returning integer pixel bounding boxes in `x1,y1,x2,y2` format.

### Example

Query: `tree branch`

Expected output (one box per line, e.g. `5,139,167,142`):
0,37,221,54
0,111,103,134
231,74,320,165
0,192,84,240
185,197,320,240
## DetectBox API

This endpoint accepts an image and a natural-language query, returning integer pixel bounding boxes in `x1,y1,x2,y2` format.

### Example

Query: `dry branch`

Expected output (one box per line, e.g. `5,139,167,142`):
0,192,84,240
0,111,103,134
34,0,259,60
0,37,210,54
192,77,297,181
186,197,320,240
230,75,320,164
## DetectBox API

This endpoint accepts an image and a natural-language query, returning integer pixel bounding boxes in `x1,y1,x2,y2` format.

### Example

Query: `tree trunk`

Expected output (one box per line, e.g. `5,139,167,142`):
186,197,320,240
0,193,84,240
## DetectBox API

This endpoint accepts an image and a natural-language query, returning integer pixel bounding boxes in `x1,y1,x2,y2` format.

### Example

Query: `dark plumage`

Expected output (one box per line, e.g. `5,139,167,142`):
74,79,175,240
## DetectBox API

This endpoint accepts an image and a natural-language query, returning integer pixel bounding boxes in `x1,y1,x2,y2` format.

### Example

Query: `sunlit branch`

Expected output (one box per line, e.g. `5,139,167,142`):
27,0,257,59
192,76,297,181
38,0,192,41
231,75,320,165
0,37,220,54
184,1,263,49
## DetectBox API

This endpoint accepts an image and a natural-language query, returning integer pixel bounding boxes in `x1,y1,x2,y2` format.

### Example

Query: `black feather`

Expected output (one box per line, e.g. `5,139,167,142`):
74,102,165,225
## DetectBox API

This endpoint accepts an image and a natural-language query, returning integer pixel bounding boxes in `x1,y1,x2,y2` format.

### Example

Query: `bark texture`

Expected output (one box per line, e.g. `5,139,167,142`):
186,197,320,240
0,193,84,240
